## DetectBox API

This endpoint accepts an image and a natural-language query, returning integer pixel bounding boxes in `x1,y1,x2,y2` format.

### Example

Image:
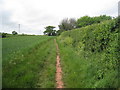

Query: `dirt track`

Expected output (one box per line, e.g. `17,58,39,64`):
54,39,64,88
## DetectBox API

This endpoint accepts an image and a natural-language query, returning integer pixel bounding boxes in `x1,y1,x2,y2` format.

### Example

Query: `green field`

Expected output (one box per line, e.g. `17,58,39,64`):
2,36,56,88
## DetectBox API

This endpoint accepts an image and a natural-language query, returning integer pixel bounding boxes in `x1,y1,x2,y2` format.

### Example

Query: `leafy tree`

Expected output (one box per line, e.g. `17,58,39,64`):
76,16,93,28
1,33,7,38
59,18,76,31
43,26,56,36
12,31,18,35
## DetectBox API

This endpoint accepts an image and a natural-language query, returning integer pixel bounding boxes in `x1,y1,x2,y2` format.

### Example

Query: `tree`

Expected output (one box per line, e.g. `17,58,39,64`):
58,18,76,31
12,31,18,35
43,26,56,36
1,33,7,38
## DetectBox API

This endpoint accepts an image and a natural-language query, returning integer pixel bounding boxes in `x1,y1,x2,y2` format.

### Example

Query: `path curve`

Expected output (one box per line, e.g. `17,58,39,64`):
54,39,64,88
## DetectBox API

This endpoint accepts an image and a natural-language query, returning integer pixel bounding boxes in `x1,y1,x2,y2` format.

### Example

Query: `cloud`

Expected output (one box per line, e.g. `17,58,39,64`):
0,10,34,34
97,1,118,17
0,0,119,35
0,10,17,33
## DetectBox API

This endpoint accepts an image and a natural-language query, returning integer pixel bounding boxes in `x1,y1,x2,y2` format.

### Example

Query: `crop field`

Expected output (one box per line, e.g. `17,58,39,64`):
2,36,56,88
3,36,53,59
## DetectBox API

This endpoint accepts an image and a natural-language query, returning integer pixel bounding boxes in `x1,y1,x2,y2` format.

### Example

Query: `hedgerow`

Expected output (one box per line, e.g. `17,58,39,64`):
57,19,119,88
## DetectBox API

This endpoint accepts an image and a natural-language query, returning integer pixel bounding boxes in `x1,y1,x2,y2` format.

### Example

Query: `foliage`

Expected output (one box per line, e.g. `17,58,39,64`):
93,15,112,23
57,18,119,88
43,26,56,36
76,16,93,28
76,15,112,28
12,31,18,35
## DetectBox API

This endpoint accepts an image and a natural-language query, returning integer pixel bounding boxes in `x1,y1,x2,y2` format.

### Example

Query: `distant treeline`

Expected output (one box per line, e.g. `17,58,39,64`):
44,15,116,36
0,31,36,38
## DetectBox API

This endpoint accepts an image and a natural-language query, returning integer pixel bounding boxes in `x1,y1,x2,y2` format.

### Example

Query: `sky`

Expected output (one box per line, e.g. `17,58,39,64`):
0,0,119,35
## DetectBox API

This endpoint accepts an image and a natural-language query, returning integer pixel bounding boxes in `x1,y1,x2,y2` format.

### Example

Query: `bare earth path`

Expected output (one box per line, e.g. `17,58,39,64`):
54,39,64,88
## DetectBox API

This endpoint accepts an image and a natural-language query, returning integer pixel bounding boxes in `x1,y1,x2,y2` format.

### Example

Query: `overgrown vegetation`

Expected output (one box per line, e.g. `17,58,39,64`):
3,36,56,88
57,18,119,88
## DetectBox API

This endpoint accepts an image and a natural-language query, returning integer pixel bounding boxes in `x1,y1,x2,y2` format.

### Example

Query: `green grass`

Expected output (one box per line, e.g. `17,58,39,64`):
57,19,119,88
2,36,56,88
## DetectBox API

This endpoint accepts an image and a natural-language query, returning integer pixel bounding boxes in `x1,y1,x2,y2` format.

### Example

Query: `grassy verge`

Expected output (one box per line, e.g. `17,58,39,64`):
3,36,56,88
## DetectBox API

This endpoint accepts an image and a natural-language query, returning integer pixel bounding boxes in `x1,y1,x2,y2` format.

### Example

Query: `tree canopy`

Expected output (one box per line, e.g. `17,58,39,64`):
43,26,56,36
12,31,18,35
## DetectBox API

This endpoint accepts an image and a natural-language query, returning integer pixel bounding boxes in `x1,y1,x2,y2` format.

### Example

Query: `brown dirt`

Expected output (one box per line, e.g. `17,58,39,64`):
54,39,64,88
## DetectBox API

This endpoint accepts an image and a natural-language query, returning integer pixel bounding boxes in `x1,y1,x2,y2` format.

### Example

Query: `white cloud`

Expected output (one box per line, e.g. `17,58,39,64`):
0,0,119,35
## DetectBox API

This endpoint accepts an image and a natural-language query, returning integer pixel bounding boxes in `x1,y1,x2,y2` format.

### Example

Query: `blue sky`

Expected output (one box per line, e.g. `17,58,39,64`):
0,0,119,35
